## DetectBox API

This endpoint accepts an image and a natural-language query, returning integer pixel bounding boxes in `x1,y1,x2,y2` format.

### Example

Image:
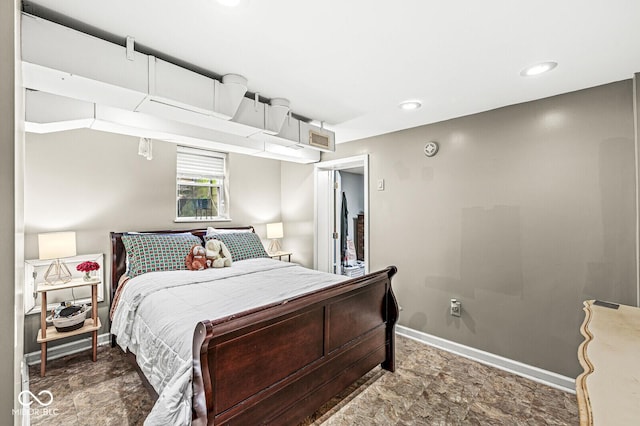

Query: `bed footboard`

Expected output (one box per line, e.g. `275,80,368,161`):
192,266,398,425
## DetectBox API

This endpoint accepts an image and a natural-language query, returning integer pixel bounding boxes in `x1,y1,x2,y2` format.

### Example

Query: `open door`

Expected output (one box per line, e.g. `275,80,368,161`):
315,170,341,274
314,155,369,275
333,170,342,274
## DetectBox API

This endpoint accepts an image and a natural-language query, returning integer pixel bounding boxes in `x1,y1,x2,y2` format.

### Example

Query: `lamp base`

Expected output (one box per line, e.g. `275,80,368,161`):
44,259,73,284
268,239,282,254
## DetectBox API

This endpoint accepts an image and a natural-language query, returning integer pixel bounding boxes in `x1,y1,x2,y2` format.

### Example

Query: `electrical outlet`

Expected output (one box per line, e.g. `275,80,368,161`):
450,299,461,317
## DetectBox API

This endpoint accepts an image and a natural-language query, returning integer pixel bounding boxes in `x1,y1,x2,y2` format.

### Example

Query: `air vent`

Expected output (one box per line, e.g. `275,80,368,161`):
297,122,335,152
309,131,330,149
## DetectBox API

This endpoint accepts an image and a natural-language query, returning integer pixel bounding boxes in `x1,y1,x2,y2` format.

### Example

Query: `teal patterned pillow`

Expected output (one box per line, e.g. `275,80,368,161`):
122,233,202,277
204,232,268,262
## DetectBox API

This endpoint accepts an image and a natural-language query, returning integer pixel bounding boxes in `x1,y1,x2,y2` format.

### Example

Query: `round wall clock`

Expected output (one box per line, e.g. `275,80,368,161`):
424,141,439,157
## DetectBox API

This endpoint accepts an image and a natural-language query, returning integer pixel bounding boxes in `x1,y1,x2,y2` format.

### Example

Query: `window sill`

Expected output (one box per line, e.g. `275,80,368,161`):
174,217,232,223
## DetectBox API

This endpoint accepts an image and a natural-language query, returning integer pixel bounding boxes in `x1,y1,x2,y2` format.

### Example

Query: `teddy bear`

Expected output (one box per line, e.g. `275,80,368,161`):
185,244,210,271
205,239,232,268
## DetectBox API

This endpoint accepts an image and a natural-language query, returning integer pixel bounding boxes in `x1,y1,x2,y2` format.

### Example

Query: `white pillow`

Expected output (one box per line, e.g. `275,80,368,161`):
206,227,253,235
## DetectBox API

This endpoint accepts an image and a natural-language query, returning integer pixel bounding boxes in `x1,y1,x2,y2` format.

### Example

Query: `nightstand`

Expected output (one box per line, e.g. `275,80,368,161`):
269,251,292,262
36,278,101,377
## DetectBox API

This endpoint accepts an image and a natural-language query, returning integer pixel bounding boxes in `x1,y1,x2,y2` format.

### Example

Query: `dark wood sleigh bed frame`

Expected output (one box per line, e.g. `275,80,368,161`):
110,227,398,425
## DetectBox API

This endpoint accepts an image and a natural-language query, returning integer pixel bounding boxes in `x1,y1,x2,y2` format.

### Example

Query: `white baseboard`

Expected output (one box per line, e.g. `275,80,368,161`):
395,325,576,394
24,333,111,366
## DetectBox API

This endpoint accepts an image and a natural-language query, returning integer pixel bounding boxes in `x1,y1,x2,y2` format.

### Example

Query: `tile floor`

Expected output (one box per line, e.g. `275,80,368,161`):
28,335,578,425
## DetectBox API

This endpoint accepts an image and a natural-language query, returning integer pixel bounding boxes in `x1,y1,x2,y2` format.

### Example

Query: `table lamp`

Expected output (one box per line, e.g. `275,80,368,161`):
266,222,283,254
38,231,77,284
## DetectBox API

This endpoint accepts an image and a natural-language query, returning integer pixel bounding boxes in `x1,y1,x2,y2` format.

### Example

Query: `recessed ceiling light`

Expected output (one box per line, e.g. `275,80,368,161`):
399,100,422,111
217,0,241,6
520,61,558,77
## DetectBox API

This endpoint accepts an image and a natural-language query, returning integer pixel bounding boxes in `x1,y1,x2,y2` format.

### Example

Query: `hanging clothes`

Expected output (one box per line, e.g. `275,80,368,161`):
341,191,349,265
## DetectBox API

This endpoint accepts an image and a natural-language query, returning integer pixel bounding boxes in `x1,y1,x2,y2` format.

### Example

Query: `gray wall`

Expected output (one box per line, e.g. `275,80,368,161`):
281,162,316,269
1,1,23,423
0,0,16,419
316,80,638,378
636,72,640,308
23,129,282,353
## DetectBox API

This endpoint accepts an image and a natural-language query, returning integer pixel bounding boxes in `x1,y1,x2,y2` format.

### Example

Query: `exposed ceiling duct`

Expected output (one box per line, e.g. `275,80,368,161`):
20,13,335,163
264,98,290,135
25,90,322,164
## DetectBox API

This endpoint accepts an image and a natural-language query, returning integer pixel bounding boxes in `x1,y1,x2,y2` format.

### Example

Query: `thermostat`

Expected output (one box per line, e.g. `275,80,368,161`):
424,141,439,157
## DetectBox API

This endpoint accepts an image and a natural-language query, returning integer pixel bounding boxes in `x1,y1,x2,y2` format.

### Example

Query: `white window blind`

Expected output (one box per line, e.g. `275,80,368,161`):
177,146,225,179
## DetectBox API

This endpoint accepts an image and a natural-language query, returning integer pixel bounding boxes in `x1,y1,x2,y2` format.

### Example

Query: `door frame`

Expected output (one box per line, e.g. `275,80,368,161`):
313,154,369,273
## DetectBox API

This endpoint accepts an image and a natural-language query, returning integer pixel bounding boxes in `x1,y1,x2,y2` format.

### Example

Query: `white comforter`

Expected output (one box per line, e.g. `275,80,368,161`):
110,258,348,425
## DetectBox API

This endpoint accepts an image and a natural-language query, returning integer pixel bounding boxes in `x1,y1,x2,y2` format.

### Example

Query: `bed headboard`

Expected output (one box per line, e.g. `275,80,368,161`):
109,226,255,303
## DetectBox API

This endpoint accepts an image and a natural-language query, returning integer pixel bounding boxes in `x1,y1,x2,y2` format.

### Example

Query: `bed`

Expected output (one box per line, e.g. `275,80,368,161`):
109,227,398,425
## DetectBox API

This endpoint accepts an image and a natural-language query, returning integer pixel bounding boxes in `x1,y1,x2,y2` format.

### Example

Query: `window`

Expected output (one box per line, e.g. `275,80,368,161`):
176,146,228,221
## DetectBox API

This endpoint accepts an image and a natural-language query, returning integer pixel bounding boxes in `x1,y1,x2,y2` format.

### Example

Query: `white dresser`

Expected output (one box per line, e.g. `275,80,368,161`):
577,300,640,425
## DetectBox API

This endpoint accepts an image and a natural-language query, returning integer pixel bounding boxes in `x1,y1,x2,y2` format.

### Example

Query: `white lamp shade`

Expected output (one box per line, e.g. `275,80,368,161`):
38,232,77,260
266,222,284,239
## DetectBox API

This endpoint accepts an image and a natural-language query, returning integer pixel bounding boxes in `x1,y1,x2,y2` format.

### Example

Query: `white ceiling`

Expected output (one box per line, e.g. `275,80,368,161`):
22,0,640,144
